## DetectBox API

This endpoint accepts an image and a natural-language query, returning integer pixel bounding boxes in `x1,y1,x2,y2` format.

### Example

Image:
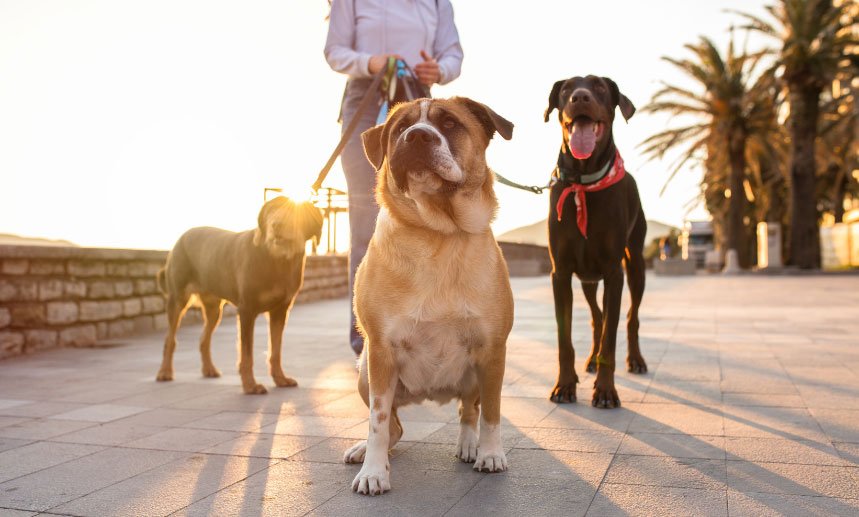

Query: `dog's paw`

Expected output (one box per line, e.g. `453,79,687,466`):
592,382,621,409
456,425,479,463
351,464,391,496
242,383,268,395
627,355,648,374
155,369,173,382
343,440,367,464
550,382,578,404
273,375,298,388
201,364,221,378
473,449,507,473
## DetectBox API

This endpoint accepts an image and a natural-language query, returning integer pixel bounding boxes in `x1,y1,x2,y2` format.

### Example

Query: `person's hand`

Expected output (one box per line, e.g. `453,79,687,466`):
368,54,402,74
414,50,440,86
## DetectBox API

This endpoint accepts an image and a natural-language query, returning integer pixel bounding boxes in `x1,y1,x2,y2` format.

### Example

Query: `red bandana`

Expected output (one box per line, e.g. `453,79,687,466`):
556,150,626,238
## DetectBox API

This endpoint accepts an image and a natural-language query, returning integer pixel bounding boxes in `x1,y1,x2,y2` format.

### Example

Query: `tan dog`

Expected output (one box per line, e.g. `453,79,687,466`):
344,97,515,495
155,196,323,394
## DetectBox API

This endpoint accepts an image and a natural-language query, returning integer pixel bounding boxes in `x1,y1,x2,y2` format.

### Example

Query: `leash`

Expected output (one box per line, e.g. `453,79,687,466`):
494,171,551,194
311,58,428,193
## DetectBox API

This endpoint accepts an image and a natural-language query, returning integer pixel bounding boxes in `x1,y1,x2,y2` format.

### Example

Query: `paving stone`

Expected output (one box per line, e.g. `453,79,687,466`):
204,433,325,459
727,460,859,498
0,447,183,511
176,460,353,517
627,402,724,436
290,437,415,464
49,403,148,422
727,490,859,517
0,400,29,411
47,420,169,446
587,484,727,517
604,454,727,490
0,418,96,440
0,401,89,418
809,408,859,443
124,427,241,452
503,448,613,484
535,404,638,433
722,406,828,442
0,441,103,483
447,476,595,517
725,436,847,466
833,442,859,466
617,432,725,460
423,423,527,448
515,427,624,454
259,415,366,437
312,463,483,516
0,437,32,453
180,411,280,432
53,453,274,516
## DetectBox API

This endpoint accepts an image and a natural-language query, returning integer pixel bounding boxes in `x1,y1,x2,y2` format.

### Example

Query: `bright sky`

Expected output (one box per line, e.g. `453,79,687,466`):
0,0,770,250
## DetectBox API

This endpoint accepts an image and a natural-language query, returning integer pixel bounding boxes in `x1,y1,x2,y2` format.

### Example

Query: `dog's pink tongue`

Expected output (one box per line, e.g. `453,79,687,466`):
569,120,596,159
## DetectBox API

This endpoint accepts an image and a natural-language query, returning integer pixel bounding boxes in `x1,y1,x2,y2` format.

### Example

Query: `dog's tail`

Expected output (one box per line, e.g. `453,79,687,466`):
156,268,167,294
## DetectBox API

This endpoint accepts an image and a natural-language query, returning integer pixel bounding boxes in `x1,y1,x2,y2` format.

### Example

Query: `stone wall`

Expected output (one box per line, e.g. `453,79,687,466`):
498,241,553,276
0,245,347,359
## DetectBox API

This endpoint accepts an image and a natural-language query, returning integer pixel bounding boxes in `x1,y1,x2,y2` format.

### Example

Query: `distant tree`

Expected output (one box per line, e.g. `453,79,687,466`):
734,0,858,267
641,36,774,269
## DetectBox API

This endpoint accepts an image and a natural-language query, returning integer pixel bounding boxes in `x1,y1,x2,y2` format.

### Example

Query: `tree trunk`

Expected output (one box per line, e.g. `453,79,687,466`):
727,132,747,268
787,86,822,268
833,167,846,223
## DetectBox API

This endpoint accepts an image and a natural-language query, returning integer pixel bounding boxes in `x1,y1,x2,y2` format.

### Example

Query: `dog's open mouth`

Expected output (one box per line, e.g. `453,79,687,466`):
566,116,604,160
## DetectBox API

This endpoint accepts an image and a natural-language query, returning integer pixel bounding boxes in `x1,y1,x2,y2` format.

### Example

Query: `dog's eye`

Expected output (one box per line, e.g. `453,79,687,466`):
396,124,406,134
442,117,457,130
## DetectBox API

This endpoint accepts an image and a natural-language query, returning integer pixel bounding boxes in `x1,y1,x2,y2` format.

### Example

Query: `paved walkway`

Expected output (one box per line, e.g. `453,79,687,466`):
1,273,858,516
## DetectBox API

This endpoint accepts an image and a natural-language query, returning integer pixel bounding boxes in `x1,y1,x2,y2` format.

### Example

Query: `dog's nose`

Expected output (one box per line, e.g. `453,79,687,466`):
571,88,592,104
403,126,441,145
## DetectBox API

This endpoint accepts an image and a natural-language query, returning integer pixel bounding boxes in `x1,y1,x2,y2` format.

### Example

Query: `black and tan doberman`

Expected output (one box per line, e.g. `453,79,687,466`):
544,75,648,408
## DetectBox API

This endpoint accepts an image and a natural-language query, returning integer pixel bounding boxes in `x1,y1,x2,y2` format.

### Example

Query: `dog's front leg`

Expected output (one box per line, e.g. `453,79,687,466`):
352,342,397,495
550,269,579,403
237,309,267,394
592,267,623,408
474,344,507,472
267,305,297,388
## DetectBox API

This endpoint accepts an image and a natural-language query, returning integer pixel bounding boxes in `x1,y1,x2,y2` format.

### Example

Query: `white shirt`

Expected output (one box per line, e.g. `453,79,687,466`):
324,0,464,85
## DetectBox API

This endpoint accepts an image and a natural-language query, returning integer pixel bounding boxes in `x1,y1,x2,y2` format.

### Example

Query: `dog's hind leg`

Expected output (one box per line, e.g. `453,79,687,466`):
267,304,297,388
199,295,223,378
456,387,480,462
156,293,189,382
550,269,578,403
582,281,603,374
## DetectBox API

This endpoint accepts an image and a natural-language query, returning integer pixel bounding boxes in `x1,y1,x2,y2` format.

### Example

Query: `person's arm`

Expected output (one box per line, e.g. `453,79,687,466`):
324,0,373,78
433,0,463,85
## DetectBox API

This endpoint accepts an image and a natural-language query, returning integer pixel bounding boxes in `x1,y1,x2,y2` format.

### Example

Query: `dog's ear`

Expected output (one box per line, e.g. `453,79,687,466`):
544,80,565,123
362,124,386,170
602,77,636,122
300,202,324,245
254,200,272,246
457,97,514,141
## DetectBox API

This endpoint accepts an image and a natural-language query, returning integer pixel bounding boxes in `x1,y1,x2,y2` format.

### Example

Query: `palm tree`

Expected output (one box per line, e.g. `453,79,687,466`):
641,36,771,269
734,0,858,268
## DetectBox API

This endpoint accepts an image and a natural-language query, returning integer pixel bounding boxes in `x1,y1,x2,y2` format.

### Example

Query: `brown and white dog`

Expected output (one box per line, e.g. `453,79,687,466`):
344,97,514,495
155,196,323,394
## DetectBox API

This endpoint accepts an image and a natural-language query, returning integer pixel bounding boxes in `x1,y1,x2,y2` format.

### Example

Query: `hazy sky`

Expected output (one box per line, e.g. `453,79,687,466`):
0,0,770,250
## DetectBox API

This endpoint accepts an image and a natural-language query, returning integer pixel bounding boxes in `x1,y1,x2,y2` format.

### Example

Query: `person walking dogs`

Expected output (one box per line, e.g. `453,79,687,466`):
324,0,464,355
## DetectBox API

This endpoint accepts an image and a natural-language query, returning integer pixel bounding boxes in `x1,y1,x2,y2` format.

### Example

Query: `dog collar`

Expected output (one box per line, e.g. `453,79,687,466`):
555,150,614,185
556,150,626,238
